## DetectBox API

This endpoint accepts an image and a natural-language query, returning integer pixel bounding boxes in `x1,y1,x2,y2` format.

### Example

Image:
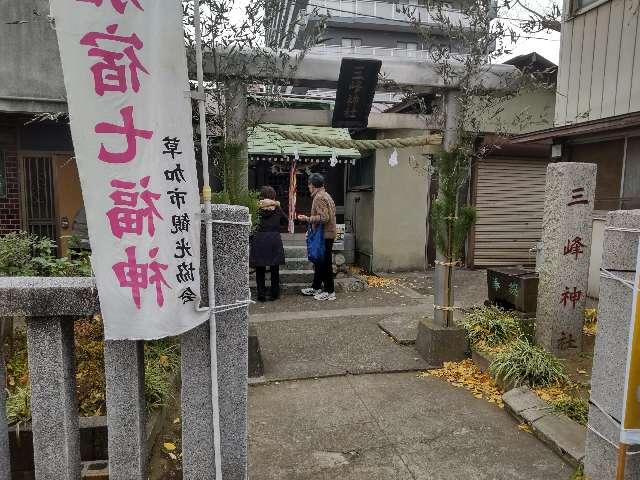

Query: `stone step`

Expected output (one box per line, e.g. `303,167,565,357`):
282,233,307,245
250,276,366,295
284,245,307,257
285,257,313,270
250,282,308,295
251,269,314,284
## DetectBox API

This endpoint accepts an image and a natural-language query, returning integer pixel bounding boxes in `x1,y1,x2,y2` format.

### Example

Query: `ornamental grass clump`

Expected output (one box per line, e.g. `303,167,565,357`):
462,305,522,351
490,339,570,388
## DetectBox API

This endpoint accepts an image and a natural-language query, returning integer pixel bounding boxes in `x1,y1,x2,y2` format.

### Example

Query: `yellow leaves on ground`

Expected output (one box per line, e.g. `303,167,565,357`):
534,385,571,404
582,321,597,337
349,267,398,289
518,423,533,434
163,441,181,461
419,359,504,408
583,308,597,336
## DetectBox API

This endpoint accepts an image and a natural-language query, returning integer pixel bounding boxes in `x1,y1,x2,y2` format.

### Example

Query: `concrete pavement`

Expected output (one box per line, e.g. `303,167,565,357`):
248,270,574,479
249,373,573,479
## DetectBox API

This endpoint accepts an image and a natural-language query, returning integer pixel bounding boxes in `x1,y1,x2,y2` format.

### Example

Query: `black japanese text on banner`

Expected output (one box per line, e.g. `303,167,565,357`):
50,0,208,339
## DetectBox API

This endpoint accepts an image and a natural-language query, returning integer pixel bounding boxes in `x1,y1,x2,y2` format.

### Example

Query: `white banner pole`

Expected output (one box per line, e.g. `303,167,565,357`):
193,1,224,478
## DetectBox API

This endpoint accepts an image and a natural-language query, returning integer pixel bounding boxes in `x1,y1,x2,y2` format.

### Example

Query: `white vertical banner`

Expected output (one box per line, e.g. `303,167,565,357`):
50,0,208,339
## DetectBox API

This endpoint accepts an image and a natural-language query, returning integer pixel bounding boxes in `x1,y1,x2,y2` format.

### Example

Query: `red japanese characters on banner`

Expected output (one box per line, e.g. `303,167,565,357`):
50,0,208,339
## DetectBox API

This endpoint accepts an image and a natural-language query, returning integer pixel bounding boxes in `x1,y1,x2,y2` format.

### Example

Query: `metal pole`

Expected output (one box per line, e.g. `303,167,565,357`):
616,443,628,480
193,1,224,478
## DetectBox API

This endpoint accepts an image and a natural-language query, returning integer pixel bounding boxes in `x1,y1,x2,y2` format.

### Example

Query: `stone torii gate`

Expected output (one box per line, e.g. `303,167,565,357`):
199,51,518,334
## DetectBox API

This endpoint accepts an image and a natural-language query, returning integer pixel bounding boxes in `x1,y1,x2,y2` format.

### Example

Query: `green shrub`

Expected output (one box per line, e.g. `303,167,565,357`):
490,339,570,388
0,231,91,277
553,397,589,426
461,305,521,349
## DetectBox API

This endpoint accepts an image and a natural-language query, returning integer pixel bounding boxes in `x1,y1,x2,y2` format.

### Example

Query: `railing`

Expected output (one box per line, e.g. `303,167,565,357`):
309,44,435,60
0,204,250,480
305,0,471,27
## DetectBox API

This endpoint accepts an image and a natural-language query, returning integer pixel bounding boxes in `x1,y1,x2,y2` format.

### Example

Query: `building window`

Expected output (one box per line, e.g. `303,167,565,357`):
0,151,6,199
341,38,362,48
398,41,419,50
572,0,607,13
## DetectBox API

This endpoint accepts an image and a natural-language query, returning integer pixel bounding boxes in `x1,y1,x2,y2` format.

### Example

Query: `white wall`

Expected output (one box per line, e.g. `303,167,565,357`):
370,129,437,271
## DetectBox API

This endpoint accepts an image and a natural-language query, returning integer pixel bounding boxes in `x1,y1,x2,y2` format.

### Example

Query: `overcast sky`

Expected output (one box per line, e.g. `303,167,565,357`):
495,0,561,64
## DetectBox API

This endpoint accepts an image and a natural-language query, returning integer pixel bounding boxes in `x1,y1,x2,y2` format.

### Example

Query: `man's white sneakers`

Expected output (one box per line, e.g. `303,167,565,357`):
301,288,322,296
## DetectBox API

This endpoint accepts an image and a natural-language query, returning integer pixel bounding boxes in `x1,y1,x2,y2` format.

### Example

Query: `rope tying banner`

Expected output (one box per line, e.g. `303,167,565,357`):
260,125,443,151
434,260,461,267
434,305,459,312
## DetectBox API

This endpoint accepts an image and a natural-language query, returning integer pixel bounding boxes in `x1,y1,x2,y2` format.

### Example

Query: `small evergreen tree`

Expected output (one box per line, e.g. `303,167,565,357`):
430,147,477,326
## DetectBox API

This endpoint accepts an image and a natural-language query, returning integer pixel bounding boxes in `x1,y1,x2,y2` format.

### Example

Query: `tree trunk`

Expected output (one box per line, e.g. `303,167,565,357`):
225,79,249,192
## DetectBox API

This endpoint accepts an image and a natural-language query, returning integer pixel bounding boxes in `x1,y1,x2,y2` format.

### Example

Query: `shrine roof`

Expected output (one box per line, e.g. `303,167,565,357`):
248,124,361,159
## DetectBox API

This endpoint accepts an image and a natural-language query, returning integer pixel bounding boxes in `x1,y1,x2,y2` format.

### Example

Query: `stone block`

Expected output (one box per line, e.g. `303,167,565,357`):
26,317,80,480
601,209,640,271
181,322,216,479
585,405,640,479
486,267,538,314
0,277,99,317
471,350,492,373
531,413,586,466
336,276,367,293
536,162,596,354
377,315,419,345
182,204,250,480
0,337,9,480
415,318,467,367
585,209,640,478
502,386,550,424
81,461,109,479
104,340,146,480
589,274,635,419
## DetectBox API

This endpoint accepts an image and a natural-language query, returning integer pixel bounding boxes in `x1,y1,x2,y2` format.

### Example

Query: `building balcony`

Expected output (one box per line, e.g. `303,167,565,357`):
304,0,473,28
308,44,436,60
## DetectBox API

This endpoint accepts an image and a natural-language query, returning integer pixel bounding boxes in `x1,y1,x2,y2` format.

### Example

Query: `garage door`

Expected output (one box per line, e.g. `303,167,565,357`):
473,157,548,267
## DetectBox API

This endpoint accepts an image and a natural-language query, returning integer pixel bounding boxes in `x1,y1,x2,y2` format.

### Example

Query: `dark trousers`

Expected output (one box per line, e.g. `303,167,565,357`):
312,239,334,294
255,265,280,299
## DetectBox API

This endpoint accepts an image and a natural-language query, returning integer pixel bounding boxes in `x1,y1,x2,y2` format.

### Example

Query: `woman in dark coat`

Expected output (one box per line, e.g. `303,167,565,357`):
250,186,288,301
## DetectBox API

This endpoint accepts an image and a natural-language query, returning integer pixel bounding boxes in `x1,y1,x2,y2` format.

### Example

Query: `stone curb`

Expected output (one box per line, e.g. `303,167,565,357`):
472,349,517,392
502,386,586,467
